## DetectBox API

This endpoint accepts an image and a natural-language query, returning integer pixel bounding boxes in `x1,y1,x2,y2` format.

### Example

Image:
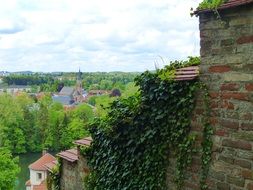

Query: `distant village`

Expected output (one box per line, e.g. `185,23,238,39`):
0,70,112,108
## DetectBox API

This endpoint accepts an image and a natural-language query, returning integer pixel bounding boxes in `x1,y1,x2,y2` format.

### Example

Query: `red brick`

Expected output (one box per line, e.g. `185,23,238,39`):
220,119,239,130
241,123,253,131
209,65,231,73
237,35,253,44
210,117,218,125
247,182,253,190
222,139,252,150
184,181,200,190
245,83,253,91
221,100,234,110
211,101,219,109
242,170,253,180
220,83,240,91
215,129,228,137
191,121,202,132
234,159,251,169
242,113,252,120
195,108,204,114
221,92,249,101
209,91,219,98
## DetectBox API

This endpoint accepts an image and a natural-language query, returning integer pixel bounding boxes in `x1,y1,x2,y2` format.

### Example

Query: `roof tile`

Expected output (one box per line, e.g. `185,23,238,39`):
29,153,56,171
74,137,92,146
57,148,78,162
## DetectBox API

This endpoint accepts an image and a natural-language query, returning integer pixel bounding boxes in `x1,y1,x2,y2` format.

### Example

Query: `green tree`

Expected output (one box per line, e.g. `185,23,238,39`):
0,148,20,190
63,104,94,147
0,94,26,154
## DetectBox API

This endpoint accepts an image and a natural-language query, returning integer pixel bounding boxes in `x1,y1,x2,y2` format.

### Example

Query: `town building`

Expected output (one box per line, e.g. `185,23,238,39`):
0,85,31,94
52,69,87,106
26,153,57,190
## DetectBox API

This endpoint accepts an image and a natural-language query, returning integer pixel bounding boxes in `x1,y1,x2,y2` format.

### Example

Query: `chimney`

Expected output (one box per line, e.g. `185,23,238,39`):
42,148,48,156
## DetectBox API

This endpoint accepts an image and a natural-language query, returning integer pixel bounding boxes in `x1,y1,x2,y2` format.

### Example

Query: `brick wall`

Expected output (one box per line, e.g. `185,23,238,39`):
60,151,89,190
167,4,253,190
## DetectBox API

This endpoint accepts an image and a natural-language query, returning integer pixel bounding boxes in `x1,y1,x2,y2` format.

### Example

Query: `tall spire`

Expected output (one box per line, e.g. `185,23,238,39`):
77,67,82,81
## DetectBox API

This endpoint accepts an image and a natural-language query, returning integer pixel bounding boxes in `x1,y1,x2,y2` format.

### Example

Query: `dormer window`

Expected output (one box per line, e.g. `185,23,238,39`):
37,173,42,180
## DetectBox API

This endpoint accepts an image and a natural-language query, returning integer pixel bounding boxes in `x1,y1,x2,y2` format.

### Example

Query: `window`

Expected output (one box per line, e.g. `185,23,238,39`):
37,173,42,180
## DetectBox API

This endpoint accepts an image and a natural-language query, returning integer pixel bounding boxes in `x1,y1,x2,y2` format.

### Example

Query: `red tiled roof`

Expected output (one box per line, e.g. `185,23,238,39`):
195,0,253,14
57,148,78,162
33,180,47,190
74,137,92,146
44,160,57,172
29,153,56,171
174,66,199,81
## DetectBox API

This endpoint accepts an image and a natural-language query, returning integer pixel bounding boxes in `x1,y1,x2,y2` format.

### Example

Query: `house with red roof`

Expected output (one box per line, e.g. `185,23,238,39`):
26,153,56,190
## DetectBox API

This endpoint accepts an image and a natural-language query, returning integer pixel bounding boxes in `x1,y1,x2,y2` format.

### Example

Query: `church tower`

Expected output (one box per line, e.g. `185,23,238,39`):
77,68,82,89
74,68,83,103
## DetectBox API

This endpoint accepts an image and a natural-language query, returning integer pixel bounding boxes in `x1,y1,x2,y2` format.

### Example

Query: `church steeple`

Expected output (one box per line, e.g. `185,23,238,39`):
76,68,82,90
77,67,82,81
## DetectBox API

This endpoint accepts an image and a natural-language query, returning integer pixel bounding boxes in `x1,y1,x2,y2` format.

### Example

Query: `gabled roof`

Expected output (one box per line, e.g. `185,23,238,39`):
29,153,56,171
74,137,92,146
57,148,78,162
52,95,74,105
195,0,253,14
44,160,57,172
59,86,74,96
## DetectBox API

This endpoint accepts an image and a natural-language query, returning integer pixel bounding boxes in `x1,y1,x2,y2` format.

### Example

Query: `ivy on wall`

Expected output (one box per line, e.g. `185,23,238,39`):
47,159,61,190
83,57,212,190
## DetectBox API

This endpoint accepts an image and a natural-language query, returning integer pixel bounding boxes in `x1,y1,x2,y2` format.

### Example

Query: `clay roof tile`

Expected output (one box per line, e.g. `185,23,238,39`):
29,153,56,171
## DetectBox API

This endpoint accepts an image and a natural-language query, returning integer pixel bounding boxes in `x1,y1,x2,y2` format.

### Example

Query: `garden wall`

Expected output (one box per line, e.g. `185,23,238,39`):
167,4,253,190
60,150,89,190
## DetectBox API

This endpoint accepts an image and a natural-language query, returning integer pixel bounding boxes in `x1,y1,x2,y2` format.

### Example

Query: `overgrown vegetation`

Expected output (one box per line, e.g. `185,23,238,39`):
190,0,228,17
47,159,61,190
83,57,213,189
198,0,228,10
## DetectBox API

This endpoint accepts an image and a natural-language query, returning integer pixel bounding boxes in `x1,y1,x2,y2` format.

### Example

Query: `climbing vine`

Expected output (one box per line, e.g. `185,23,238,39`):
200,85,213,190
84,57,213,190
47,159,61,190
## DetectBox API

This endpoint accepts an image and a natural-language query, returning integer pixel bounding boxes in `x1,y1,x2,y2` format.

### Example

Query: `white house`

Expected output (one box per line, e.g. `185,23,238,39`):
26,153,56,190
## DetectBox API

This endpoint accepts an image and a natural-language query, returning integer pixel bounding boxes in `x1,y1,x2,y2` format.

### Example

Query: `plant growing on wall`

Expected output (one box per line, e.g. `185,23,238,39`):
83,57,212,190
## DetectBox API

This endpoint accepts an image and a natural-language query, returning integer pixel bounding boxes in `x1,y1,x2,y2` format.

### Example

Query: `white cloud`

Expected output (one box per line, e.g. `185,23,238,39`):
0,0,202,72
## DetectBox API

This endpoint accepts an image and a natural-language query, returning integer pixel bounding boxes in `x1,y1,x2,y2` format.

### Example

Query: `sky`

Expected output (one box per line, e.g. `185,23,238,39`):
0,0,202,72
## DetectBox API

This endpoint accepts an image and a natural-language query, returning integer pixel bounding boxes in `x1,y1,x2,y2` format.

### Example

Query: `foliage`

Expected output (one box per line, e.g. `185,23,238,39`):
2,74,54,86
47,159,61,190
0,148,20,190
0,93,94,153
198,0,228,10
200,86,213,190
89,95,117,117
84,57,211,190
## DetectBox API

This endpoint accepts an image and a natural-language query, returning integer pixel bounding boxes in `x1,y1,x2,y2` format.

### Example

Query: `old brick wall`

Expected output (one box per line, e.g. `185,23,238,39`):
167,4,253,190
60,153,89,190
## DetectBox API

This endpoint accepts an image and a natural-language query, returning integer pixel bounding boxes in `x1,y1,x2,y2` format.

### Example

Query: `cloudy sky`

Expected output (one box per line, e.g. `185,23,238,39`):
0,0,202,72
